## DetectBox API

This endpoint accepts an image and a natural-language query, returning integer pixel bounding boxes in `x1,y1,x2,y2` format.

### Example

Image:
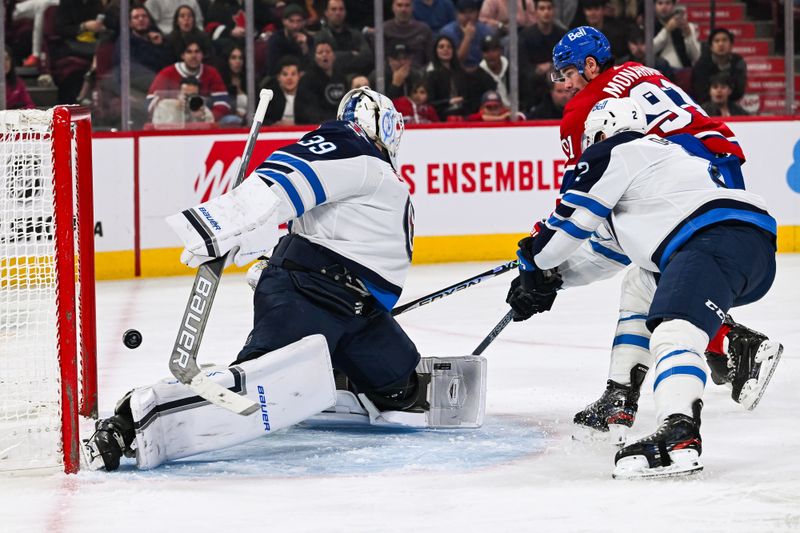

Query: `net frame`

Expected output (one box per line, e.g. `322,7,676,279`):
0,106,97,474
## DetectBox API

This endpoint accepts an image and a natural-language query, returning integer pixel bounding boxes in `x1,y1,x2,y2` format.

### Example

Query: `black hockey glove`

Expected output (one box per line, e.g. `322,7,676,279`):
505,236,563,321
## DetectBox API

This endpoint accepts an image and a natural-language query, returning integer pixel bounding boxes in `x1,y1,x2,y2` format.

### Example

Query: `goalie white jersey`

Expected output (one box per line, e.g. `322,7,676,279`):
531,131,776,275
255,120,414,309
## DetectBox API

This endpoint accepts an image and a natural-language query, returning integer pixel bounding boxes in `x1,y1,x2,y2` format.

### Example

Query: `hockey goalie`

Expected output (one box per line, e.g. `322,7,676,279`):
83,88,487,471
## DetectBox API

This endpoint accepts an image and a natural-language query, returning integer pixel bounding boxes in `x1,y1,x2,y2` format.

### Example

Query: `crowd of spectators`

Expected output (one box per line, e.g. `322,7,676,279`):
4,0,754,127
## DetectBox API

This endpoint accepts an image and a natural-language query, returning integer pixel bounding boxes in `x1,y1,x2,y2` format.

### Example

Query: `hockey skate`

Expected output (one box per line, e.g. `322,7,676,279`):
573,364,648,445
705,315,783,410
612,400,703,480
83,414,135,471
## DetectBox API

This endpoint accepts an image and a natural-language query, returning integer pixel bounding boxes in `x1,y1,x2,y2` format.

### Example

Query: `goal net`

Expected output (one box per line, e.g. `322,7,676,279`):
0,107,97,474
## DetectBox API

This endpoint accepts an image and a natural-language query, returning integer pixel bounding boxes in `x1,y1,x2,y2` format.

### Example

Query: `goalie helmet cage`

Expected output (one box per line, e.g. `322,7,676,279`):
0,106,97,474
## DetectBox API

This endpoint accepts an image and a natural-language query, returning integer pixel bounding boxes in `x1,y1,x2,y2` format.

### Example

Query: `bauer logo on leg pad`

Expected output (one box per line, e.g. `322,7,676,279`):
257,385,271,431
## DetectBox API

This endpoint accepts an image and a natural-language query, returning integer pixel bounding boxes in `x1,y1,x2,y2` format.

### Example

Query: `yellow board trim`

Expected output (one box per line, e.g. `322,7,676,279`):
90,226,799,280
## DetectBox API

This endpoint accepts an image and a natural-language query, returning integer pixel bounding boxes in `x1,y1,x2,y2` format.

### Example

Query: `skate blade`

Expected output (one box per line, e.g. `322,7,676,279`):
739,342,783,411
612,449,703,479
571,424,627,447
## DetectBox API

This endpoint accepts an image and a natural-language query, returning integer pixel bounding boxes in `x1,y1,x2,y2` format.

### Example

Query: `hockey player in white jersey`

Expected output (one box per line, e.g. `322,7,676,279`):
506,98,777,478
84,88,486,471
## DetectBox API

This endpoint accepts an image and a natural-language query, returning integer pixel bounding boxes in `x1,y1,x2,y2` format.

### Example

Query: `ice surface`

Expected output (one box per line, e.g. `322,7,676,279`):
3,257,799,533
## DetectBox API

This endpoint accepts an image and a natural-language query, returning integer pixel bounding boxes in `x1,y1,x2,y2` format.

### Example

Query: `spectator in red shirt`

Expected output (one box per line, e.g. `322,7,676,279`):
393,79,440,123
147,37,231,122
4,46,35,109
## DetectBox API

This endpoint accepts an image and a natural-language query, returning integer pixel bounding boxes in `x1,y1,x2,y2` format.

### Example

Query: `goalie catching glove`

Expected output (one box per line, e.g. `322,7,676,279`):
166,176,282,268
506,236,563,321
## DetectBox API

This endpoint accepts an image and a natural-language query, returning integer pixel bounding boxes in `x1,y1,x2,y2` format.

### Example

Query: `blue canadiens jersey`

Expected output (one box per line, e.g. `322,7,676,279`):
531,132,775,275
255,121,414,310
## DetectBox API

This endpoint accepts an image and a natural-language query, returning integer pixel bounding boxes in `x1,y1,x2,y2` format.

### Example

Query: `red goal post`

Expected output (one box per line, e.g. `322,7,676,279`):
0,106,97,474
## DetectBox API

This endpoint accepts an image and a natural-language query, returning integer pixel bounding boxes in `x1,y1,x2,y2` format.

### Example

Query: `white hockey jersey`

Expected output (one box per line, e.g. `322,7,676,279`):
531,132,776,275
255,121,414,309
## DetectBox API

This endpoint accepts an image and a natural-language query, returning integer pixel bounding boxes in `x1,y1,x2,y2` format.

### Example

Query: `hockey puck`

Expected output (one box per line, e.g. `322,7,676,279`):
123,329,142,349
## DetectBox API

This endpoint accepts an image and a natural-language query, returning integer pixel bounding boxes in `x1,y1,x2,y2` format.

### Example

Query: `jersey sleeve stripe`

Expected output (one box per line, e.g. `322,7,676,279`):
562,192,612,218
268,152,327,205
589,239,631,265
257,171,305,217
546,216,593,240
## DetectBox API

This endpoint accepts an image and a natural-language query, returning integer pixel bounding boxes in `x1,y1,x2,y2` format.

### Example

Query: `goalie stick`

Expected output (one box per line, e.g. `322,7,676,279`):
392,259,519,316
168,89,274,416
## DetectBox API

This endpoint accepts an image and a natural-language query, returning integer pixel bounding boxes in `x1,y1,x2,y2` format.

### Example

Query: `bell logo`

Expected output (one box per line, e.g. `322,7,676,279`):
195,138,299,202
567,27,587,41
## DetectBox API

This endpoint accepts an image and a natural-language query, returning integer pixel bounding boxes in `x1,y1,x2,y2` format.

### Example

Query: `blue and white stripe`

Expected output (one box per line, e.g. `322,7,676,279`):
268,152,327,205
653,349,707,391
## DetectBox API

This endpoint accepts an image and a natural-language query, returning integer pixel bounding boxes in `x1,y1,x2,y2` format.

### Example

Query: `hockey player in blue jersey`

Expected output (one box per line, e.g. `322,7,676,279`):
84,88,486,471
507,97,777,479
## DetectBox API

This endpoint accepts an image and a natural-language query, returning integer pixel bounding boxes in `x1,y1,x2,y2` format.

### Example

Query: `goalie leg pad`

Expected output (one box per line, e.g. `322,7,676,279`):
129,335,335,469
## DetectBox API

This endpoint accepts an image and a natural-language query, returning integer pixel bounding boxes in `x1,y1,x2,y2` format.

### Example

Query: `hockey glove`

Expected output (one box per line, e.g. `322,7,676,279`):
166,177,282,268
506,236,563,321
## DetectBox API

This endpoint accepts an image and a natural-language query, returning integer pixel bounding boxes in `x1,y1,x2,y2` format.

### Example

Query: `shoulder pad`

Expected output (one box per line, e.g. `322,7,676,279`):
281,120,386,163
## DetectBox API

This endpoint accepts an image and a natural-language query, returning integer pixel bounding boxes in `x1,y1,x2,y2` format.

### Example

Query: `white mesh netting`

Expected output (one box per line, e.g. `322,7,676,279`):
0,109,64,472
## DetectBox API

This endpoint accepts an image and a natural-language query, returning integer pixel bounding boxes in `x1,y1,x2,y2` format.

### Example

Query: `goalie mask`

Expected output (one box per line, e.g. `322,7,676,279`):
337,87,404,167
582,97,647,151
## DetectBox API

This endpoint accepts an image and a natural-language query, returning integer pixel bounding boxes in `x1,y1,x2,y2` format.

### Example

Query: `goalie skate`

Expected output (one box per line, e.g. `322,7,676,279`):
305,356,487,429
612,401,703,480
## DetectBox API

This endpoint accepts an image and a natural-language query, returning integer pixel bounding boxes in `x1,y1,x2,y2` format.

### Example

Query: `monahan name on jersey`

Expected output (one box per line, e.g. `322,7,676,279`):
559,61,744,185
530,132,776,275
255,120,414,310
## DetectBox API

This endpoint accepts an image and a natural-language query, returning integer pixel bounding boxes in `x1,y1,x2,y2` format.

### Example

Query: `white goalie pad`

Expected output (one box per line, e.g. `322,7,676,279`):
128,335,335,469
305,356,487,429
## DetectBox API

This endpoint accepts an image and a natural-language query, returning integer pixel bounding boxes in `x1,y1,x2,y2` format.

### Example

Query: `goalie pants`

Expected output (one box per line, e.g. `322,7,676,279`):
237,264,420,394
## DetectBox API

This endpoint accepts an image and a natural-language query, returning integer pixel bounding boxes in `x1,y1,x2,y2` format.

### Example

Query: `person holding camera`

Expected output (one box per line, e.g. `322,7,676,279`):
146,36,231,122
150,77,215,126
653,0,701,70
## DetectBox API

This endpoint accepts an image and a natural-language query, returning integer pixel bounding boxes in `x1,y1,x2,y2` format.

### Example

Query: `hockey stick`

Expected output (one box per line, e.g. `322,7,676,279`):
168,89,274,416
391,259,519,316
472,309,515,355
